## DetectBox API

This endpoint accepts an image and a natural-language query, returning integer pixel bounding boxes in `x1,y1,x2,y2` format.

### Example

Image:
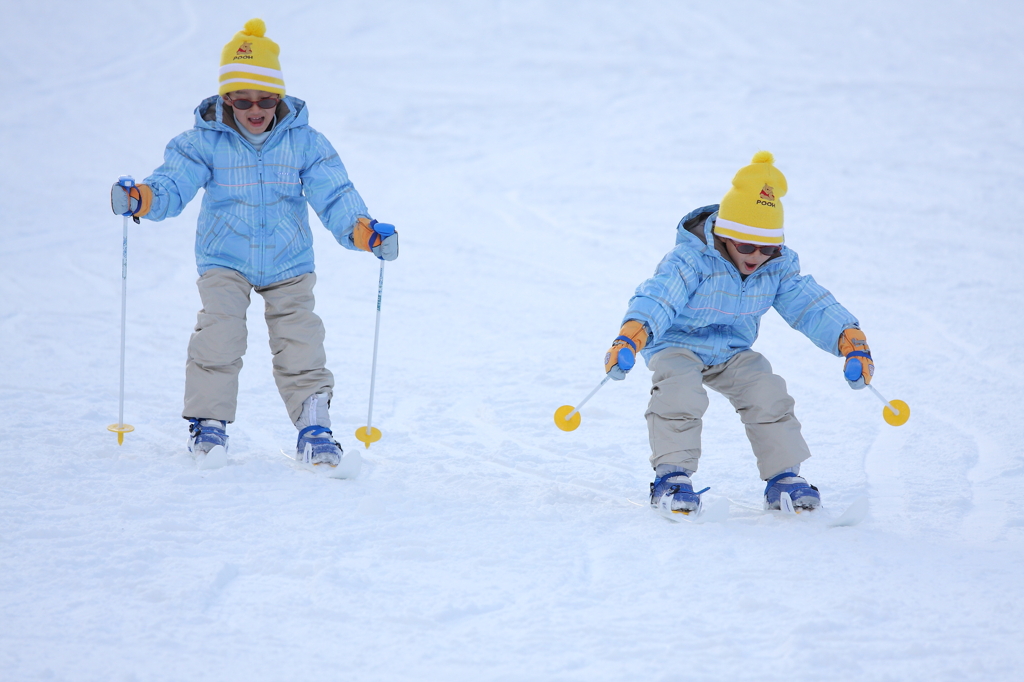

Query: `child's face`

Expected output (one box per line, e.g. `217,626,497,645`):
222,89,279,134
723,239,776,275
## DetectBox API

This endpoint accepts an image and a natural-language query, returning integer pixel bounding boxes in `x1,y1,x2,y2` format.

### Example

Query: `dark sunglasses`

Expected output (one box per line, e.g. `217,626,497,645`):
732,241,781,256
229,97,279,110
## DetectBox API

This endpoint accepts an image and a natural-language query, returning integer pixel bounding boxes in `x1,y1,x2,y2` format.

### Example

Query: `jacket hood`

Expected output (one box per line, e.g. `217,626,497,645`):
193,94,308,134
675,203,783,273
675,204,724,261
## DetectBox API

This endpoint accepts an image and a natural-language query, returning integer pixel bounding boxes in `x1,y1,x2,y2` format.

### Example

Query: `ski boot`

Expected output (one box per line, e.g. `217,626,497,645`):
650,471,709,515
294,393,342,467
296,425,343,466
764,470,821,511
187,418,228,469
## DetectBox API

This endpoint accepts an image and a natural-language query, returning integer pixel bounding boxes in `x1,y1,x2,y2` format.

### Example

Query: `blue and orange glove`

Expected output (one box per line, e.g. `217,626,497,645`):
353,218,399,261
110,180,152,224
604,320,649,380
839,328,873,389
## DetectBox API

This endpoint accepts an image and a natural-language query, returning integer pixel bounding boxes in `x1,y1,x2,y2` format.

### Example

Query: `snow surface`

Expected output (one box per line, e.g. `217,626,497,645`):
3,1,1024,680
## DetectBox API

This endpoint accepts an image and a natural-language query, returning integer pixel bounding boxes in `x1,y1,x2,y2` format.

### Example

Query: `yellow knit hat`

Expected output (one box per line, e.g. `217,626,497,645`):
713,151,787,245
218,19,285,96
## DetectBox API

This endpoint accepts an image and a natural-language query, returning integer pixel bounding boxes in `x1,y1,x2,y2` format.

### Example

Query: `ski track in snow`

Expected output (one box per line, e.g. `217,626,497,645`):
2,1,1024,680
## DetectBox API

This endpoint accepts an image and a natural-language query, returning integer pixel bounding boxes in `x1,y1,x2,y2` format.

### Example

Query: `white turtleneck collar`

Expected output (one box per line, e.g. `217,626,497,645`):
233,112,277,151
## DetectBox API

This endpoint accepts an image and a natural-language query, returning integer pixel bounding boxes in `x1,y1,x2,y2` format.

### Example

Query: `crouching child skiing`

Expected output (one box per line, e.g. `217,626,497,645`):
110,18,398,471
604,152,872,514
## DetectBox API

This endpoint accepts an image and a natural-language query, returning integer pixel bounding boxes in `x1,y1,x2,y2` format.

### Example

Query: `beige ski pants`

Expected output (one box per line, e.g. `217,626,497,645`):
646,348,811,479
182,268,334,424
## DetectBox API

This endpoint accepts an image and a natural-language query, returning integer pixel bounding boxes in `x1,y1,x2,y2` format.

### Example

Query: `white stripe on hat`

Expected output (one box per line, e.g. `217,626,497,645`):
713,217,784,244
219,64,284,79
219,77,285,89
713,218,782,238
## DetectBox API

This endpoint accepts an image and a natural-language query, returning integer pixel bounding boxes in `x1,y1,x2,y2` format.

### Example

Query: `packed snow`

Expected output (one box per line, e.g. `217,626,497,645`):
2,1,1023,680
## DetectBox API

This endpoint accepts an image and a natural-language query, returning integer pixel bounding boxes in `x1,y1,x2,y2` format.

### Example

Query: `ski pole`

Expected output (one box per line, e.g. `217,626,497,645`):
355,242,392,448
867,384,899,415
866,383,910,426
107,175,136,445
553,373,613,432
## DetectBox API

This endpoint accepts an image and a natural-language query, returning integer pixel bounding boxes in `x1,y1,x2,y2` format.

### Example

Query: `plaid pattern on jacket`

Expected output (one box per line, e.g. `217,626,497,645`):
142,95,369,287
625,205,859,366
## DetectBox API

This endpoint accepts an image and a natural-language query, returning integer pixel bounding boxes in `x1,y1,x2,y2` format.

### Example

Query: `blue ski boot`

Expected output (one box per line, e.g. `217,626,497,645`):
650,471,709,515
764,471,821,511
296,426,343,467
294,393,343,467
187,418,228,469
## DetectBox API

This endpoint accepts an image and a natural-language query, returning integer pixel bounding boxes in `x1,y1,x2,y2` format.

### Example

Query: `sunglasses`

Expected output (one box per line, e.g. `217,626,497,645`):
229,97,279,110
731,241,781,256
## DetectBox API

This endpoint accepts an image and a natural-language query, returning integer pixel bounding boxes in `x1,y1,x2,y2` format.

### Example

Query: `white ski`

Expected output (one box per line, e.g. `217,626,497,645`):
653,495,730,524
193,445,228,470
754,494,870,527
826,495,869,528
280,449,362,480
650,495,869,528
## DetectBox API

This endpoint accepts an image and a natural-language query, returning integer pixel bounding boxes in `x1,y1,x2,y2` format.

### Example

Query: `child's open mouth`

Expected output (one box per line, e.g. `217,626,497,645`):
248,115,266,128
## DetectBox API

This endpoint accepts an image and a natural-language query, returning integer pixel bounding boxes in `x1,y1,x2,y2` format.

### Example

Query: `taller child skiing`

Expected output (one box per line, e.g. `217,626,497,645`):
604,152,873,513
110,18,398,471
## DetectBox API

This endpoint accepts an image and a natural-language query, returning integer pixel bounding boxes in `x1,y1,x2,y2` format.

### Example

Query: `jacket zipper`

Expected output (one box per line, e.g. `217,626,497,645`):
257,150,265,286
223,113,283,287
253,122,287,287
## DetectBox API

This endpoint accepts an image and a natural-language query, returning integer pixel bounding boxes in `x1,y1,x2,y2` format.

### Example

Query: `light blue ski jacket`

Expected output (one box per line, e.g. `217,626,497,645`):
142,95,370,287
624,205,859,366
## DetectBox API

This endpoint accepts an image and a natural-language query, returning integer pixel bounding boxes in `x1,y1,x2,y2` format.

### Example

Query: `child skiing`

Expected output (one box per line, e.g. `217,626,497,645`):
604,152,872,513
110,18,398,471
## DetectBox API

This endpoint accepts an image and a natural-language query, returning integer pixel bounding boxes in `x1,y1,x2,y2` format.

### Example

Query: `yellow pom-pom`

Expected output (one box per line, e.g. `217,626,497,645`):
243,18,266,37
751,150,775,164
